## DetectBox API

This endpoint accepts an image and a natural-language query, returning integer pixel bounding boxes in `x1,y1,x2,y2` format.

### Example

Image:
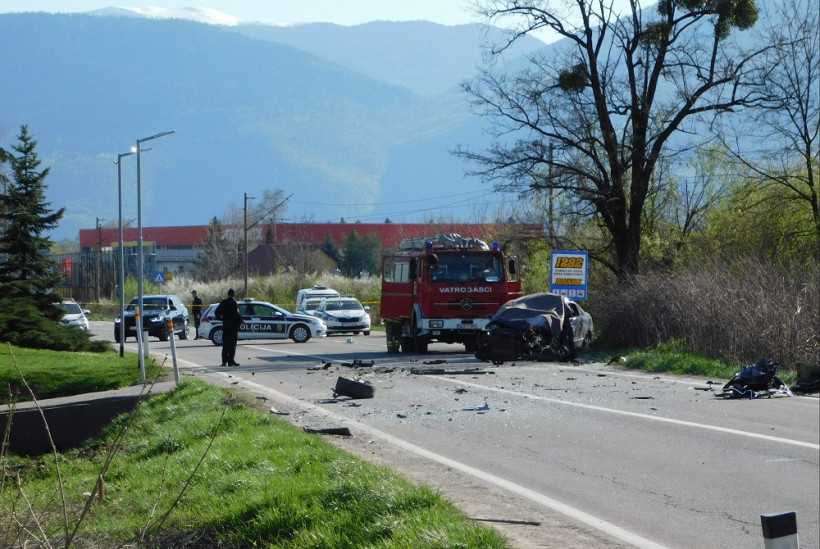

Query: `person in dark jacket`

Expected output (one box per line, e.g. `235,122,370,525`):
214,288,241,366
191,290,204,339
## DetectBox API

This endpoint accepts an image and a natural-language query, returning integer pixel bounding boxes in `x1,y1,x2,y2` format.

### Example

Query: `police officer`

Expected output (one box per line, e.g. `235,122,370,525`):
191,290,204,339
215,288,241,367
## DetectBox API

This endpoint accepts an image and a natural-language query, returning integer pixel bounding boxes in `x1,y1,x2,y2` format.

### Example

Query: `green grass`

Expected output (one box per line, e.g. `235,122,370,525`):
0,345,162,401
1,381,506,548
612,341,796,384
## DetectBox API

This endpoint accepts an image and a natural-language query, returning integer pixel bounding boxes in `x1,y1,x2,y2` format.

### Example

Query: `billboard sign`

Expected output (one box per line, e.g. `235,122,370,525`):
549,249,589,300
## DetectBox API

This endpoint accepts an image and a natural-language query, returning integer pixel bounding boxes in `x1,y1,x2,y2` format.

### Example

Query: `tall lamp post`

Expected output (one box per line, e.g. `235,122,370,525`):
135,130,175,382
115,150,135,357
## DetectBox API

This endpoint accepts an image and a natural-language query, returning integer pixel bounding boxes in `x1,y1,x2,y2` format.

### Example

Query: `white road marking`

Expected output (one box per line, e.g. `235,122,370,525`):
195,365,668,549
511,366,820,403
429,377,820,451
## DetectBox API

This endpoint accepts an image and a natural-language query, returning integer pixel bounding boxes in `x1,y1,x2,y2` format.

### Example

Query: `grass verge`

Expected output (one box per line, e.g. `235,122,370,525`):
1,381,506,548
607,341,797,385
0,345,162,401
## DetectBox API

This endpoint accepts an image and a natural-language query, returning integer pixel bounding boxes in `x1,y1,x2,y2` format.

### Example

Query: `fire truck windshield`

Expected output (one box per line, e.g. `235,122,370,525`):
430,253,502,283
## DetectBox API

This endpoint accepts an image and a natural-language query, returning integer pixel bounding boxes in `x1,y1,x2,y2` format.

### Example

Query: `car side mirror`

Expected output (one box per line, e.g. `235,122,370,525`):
83,309,91,315
364,306,371,312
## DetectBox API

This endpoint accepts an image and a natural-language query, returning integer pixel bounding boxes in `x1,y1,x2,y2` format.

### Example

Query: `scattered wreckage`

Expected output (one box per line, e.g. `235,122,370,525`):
716,359,793,399
475,292,593,365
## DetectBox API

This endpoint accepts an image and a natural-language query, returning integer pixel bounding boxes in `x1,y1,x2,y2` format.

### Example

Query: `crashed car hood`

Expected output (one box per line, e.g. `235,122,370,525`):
489,293,566,334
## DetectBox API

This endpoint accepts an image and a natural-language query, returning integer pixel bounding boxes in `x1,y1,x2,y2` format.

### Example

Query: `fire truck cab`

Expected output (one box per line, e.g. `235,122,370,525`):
380,234,522,353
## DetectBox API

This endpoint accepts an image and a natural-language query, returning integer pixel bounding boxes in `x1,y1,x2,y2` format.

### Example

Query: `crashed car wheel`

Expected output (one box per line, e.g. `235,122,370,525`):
210,327,224,346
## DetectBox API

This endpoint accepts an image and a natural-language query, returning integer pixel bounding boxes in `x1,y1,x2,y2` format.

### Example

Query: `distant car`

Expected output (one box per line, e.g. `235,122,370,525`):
296,285,340,314
475,293,593,364
57,300,90,331
312,297,371,335
114,294,189,342
198,299,327,345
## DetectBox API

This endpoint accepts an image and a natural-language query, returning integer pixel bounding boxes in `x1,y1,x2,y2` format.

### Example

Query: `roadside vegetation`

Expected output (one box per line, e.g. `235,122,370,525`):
0,345,160,401
0,381,505,548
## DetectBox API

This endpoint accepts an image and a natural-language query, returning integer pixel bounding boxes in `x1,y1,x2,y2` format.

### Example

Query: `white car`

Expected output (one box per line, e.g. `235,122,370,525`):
57,300,90,330
312,297,371,335
198,300,327,344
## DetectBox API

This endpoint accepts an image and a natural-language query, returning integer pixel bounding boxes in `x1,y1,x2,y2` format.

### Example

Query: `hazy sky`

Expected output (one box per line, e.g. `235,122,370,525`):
0,1,484,26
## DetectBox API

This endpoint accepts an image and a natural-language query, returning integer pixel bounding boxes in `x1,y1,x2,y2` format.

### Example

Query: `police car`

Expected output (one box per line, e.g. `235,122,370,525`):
198,299,327,345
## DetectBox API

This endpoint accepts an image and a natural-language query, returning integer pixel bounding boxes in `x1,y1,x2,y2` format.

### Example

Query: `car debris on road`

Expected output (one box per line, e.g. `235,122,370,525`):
410,367,493,376
303,426,352,436
717,358,792,399
333,376,374,399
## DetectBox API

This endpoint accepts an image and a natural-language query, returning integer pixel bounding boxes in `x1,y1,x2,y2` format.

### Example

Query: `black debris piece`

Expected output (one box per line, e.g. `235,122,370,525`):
396,413,408,418
303,427,351,437
693,386,713,392
471,518,542,527
566,377,577,381
423,359,448,365
340,359,375,368
791,366,820,394
630,396,654,400
454,388,468,394
596,373,607,377
374,366,395,374
410,367,494,375
333,376,375,399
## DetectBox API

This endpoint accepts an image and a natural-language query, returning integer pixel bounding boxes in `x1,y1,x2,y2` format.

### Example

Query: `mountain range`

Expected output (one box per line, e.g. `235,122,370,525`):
0,12,544,239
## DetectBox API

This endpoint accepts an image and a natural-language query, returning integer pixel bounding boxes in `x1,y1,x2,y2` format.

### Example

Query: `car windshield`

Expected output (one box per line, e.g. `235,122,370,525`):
58,303,82,315
127,297,167,311
430,253,503,283
324,300,362,311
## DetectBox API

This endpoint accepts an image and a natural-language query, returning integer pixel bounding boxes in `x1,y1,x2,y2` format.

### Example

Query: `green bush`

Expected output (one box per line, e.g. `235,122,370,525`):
0,296,108,352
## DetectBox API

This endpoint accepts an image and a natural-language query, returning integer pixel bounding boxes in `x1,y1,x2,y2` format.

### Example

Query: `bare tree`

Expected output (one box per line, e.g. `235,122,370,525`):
724,0,819,258
460,0,769,278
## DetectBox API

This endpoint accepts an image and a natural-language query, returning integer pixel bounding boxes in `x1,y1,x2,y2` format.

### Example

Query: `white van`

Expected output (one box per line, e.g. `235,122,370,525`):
295,285,340,314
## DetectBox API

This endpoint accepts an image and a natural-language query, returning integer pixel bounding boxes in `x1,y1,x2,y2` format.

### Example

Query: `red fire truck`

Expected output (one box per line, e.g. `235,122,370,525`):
380,234,522,353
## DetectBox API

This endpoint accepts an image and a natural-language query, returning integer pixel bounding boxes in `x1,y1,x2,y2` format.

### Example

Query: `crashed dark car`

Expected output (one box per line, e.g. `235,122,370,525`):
475,293,593,364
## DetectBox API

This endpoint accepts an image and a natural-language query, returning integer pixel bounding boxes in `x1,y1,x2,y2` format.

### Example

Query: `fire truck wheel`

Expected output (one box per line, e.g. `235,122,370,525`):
400,337,414,353
415,338,428,353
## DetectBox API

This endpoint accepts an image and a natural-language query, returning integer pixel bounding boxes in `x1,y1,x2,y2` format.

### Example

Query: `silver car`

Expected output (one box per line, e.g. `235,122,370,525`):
198,300,327,344
57,300,90,330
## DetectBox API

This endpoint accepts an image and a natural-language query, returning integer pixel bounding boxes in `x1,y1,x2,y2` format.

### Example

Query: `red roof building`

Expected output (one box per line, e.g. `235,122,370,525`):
79,223,533,250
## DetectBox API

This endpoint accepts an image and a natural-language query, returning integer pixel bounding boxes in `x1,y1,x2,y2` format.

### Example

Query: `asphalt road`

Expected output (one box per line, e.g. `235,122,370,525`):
92,322,820,549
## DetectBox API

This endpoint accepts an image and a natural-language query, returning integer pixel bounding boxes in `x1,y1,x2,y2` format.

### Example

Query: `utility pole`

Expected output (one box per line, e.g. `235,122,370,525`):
95,217,104,302
243,192,293,297
547,142,555,248
243,192,254,297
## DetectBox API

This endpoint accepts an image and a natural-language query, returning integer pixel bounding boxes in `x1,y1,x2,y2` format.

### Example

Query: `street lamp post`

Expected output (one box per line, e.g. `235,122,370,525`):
135,130,175,382
115,150,135,358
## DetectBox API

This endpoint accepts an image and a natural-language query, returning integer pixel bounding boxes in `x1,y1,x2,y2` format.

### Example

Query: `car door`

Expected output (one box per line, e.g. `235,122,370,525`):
237,303,256,340
565,301,586,346
253,304,288,339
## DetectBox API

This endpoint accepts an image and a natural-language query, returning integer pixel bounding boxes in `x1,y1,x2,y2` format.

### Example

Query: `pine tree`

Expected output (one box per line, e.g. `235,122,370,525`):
320,235,340,264
0,126,64,317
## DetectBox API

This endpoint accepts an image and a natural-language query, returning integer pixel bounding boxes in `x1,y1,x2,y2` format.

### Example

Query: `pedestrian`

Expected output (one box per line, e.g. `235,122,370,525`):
191,290,204,339
214,288,241,367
